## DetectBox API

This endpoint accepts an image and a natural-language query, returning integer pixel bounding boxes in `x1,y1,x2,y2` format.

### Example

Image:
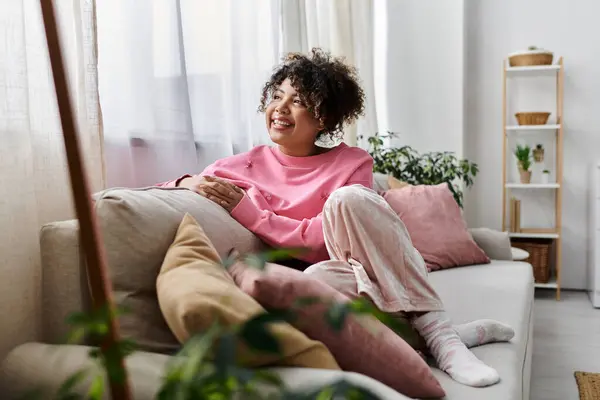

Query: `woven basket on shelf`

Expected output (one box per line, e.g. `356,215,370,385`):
515,112,551,126
509,52,553,67
511,239,552,283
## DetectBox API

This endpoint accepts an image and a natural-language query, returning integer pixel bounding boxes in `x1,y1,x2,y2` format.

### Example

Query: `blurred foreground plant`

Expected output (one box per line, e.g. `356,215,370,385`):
29,248,413,400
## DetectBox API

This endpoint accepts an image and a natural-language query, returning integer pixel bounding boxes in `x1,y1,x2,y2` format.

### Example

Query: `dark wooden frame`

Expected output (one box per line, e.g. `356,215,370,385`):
39,1,132,398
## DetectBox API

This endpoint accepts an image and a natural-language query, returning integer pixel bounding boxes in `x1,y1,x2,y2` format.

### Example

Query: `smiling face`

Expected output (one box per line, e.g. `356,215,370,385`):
265,78,323,156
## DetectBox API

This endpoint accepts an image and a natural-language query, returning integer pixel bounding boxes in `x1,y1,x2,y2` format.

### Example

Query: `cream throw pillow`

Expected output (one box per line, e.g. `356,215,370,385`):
156,213,340,369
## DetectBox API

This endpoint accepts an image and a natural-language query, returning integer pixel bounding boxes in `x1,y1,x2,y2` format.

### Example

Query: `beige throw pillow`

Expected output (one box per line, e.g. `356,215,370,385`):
156,214,341,369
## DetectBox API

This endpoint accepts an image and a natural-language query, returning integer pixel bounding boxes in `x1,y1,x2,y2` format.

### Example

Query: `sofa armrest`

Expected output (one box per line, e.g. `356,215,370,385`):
40,220,92,345
0,343,169,399
468,228,514,261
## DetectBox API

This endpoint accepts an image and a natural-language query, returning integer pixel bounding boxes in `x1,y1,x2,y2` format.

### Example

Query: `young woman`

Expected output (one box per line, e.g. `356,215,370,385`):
158,48,514,387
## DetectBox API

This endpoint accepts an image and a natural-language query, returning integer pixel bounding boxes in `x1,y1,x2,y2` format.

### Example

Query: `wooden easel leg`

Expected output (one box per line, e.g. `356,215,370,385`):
39,1,132,398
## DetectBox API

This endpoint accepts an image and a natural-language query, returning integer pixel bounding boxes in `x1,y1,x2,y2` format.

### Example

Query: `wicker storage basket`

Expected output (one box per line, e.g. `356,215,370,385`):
515,112,550,126
512,239,552,283
509,52,553,67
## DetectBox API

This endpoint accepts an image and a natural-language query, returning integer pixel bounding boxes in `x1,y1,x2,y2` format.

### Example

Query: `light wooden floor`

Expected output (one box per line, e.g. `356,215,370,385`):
531,290,600,400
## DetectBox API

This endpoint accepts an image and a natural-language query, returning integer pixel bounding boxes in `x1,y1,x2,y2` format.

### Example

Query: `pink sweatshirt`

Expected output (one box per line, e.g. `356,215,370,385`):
159,143,374,263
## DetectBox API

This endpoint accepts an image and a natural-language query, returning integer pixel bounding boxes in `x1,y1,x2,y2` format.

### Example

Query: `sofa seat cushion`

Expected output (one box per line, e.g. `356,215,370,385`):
92,187,265,354
427,261,534,399
0,343,412,400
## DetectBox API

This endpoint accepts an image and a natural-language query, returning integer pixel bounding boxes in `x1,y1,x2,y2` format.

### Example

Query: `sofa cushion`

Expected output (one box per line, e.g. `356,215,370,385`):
427,261,534,399
92,187,265,353
469,228,514,261
229,261,446,399
383,184,490,271
157,214,340,370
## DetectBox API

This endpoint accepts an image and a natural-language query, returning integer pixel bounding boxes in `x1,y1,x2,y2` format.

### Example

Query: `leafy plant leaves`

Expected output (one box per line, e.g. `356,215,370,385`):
360,131,479,208
223,247,308,270
239,313,283,355
325,302,350,332
55,369,89,400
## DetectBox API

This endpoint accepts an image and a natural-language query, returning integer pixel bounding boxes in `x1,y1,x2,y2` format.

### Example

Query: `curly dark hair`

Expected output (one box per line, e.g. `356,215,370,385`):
258,48,365,140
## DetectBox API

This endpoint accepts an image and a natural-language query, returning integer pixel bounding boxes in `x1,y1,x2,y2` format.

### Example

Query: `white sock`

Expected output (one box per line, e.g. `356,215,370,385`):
412,312,500,387
454,319,515,348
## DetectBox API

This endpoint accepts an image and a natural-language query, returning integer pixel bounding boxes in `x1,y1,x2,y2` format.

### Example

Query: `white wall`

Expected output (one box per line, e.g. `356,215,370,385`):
464,0,600,290
378,0,464,156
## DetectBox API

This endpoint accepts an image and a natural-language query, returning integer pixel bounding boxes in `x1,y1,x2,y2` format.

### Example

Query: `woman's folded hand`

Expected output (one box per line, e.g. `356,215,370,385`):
178,175,244,212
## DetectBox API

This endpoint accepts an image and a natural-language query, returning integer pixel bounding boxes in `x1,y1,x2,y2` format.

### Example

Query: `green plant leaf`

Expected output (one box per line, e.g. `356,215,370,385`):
67,326,86,345
215,330,237,380
239,314,281,355
345,297,414,338
55,369,88,400
242,248,309,270
292,296,322,308
117,338,138,359
252,370,284,387
325,302,350,331
87,375,104,400
18,388,44,400
284,379,383,400
157,323,221,400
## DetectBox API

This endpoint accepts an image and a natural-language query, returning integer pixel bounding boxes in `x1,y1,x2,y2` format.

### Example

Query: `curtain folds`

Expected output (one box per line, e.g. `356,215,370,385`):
96,0,379,188
96,0,282,188
0,0,103,358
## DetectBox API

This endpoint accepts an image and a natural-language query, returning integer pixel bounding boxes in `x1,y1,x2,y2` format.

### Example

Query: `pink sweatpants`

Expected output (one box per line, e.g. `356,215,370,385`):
305,185,445,313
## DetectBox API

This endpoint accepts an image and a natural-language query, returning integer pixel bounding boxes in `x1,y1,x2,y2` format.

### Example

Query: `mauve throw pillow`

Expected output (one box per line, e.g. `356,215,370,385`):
229,262,446,399
383,184,490,272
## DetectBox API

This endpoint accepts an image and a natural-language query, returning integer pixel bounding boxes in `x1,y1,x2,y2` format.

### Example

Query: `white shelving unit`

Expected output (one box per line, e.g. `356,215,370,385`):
502,57,565,300
508,232,560,239
506,124,561,132
505,183,560,189
505,65,561,74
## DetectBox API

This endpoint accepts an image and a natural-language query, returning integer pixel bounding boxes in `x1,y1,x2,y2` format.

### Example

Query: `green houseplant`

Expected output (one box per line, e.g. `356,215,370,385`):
514,144,532,184
360,131,479,208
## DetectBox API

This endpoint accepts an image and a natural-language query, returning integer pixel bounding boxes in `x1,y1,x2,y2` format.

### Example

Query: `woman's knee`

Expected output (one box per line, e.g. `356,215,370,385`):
304,261,359,299
324,184,376,212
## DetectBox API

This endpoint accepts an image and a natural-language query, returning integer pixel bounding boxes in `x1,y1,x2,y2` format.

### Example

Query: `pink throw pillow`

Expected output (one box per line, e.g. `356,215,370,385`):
229,262,446,399
383,184,490,271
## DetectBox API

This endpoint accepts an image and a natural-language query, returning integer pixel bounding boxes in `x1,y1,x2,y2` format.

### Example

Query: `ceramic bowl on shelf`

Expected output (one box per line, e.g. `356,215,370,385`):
515,112,550,125
508,47,554,67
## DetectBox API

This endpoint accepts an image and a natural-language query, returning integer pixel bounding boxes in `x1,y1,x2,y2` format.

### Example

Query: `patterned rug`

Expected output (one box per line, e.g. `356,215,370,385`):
575,371,600,400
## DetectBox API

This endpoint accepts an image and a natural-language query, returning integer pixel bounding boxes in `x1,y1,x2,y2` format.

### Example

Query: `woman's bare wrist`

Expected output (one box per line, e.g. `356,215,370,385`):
177,177,193,188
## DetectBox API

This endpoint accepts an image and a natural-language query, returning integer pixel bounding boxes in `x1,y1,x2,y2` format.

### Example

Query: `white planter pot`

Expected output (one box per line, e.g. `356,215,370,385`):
541,173,550,184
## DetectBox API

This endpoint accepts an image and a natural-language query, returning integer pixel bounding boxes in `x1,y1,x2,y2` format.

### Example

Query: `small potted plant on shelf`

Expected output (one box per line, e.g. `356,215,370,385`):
541,169,551,184
533,144,545,162
514,144,532,184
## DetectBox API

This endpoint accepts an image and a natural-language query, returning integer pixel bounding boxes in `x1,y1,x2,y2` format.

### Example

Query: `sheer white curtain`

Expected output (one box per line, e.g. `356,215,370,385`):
280,0,380,148
96,0,281,188
0,0,103,358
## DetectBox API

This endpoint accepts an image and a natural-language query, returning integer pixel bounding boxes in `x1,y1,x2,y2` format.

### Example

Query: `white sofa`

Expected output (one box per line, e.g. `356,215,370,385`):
0,175,534,399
